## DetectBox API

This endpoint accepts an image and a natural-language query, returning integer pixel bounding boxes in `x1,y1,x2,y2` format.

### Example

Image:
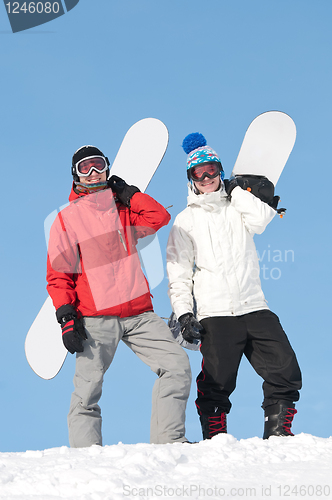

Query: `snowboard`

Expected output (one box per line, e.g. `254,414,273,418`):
170,110,296,351
25,118,169,380
231,111,296,185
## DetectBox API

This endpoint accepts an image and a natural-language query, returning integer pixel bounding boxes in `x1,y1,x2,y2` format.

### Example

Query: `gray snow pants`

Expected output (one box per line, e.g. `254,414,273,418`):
68,312,191,447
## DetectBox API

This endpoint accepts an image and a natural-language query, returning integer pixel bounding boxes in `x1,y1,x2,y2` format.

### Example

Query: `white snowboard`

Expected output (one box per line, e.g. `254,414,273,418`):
231,111,296,186
25,118,169,380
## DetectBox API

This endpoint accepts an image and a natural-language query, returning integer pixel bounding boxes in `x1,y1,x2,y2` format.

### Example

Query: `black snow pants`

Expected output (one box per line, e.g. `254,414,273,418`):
195,310,302,415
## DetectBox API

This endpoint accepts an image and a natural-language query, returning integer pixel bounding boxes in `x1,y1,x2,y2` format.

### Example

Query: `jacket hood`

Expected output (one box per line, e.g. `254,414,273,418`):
69,183,81,202
187,182,228,212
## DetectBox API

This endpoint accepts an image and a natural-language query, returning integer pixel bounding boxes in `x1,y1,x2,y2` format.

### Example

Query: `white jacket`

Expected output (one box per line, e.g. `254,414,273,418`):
166,185,276,321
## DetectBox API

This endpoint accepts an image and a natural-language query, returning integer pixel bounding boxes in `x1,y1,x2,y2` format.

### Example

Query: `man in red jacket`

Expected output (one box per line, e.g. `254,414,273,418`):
47,145,191,447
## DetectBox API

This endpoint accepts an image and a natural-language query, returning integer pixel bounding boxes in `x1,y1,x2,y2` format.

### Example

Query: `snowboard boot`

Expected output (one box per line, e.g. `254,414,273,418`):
199,409,227,440
263,400,297,439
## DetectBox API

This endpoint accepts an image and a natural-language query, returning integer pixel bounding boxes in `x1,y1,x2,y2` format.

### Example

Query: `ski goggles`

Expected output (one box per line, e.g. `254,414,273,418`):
187,162,223,182
73,156,109,178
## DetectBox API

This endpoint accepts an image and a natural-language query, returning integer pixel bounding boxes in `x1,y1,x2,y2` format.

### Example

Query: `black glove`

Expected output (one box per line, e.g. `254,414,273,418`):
178,313,203,344
56,304,87,354
108,175,140,207
224,177,239,197
269,195,280,210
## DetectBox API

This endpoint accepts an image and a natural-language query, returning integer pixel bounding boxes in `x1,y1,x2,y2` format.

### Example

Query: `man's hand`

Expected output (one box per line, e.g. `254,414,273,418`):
108,175,140,207
178,313,203,344
56,304,87,354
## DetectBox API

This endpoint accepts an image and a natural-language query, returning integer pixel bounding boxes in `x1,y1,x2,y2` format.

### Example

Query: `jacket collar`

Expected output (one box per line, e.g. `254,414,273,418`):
68,183,117,211
187,183,228,212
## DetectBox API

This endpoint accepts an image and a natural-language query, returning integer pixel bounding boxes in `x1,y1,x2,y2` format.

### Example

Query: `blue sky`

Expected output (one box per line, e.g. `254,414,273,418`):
0,0,331,452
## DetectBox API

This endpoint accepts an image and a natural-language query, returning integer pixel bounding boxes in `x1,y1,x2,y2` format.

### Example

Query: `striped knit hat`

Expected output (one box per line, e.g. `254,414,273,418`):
182,133,223,175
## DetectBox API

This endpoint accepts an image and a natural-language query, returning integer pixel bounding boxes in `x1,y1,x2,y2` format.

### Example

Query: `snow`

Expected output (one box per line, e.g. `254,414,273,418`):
1,434,331,499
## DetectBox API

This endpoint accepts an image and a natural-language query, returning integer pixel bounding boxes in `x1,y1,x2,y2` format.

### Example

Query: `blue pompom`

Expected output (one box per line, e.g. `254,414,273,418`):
182,133,207,154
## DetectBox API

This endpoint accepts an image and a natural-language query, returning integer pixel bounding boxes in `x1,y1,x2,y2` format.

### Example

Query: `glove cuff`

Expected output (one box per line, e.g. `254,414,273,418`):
56,304,77,324
224,177,238,196
121,185,140,207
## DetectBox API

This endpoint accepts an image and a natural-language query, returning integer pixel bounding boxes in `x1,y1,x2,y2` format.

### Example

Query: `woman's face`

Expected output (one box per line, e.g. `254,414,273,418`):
194,175,220,194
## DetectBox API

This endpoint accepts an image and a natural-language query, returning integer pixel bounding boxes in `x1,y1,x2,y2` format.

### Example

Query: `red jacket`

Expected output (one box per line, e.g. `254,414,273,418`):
47,185,170,318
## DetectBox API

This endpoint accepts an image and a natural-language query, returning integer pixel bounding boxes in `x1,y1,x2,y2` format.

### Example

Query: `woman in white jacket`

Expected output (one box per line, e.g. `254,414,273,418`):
166,133,302,440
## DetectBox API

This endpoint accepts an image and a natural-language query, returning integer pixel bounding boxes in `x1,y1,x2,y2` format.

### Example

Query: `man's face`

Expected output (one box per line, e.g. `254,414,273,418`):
79,170,107,184
78,158,108,184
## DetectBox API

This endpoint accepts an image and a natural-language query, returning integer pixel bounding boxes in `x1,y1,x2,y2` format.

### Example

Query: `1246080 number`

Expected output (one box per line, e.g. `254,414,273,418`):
277,485,331,496
6,2,60,14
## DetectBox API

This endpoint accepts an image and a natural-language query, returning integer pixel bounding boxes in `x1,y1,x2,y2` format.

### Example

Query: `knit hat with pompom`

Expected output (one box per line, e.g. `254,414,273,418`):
182,133,223,174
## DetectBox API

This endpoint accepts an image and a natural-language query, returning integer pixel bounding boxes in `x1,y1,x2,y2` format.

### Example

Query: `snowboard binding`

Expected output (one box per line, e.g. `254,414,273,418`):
234,174,286,216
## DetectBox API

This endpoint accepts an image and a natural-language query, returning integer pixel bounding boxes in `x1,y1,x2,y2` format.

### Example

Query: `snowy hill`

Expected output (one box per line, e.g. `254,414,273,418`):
0,434,331,499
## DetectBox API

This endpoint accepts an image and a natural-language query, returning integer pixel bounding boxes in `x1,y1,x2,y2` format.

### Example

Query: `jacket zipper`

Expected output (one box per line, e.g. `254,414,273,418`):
118,230,127,251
